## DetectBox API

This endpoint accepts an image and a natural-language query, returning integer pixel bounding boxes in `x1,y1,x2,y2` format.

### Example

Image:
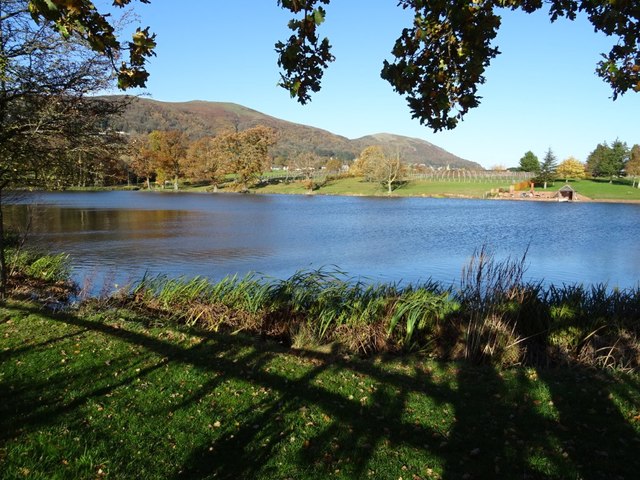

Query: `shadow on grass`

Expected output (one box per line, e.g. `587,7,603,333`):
2,304,639,479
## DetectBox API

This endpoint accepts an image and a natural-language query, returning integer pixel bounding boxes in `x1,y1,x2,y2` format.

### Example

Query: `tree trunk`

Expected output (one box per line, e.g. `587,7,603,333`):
0,188,7,302
173,176,178,191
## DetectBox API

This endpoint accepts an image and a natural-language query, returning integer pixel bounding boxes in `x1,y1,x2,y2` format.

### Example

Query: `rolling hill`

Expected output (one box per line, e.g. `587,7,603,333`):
107,97,481,169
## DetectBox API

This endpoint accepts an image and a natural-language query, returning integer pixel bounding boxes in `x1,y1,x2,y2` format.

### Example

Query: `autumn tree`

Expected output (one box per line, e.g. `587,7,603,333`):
353,145,406,194
214,126,276,191
27,1,640,132
185,136,227,191
375,151,406,195
519,151,540,173
536,149,558,189
351,146,384,182
289,151,322,192
626,144,640,188
129,135,156,189
325,158,342,175
146,130,188,190
556,157,585,183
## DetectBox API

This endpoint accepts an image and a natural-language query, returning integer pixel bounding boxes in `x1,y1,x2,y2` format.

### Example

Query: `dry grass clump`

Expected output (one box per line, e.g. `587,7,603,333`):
12,245,638,371
104,259,640,372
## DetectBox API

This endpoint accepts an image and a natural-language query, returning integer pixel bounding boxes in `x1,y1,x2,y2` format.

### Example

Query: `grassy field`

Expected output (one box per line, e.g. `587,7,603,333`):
69,175,640,202
251,176,640,201
2,299,639,479
555,178,640,200
255,177,516,198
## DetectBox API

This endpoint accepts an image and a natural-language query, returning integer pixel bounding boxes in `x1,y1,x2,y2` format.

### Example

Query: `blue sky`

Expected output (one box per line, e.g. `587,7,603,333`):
118,1,639,169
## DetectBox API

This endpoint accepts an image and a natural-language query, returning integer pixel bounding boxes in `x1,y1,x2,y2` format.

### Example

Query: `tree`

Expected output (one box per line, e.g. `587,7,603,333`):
129,135,156,189
0,0,125,298
185,136,227,191
556,157,585,183
587,140,629,182
324,158,342,175
374,151,406,195
536,149,558,189
290,151,322,192
586,142,609,178
235,125,277,190
27,1,640,132
626,144,640,188
519,151,540,173
214,125,277,191
147,130,188,190
27,0,156,89
277,1,640,131
353,145,406,194
351,146,384,182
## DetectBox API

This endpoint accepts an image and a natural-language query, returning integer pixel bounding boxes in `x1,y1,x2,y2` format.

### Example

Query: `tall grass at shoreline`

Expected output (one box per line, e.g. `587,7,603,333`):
108,250,640,371
4,238,638,370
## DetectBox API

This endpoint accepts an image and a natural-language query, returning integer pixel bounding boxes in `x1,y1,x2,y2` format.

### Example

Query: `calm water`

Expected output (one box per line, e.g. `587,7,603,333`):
5,191,640,290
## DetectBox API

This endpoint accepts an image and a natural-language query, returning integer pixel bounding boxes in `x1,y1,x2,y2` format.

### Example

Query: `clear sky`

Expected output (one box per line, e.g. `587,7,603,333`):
115,1,639,169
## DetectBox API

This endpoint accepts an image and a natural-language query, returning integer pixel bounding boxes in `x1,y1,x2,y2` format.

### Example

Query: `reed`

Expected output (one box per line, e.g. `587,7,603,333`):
5,242,631,370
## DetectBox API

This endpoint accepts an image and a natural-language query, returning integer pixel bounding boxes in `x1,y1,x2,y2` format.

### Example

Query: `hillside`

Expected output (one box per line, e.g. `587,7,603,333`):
107,97,481,169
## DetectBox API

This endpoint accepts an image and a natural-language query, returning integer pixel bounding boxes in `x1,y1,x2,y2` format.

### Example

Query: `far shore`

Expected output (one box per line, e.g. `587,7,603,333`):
58,177,640,204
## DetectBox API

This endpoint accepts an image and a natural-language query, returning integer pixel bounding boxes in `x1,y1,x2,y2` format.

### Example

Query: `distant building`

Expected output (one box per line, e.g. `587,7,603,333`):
556,184,577,202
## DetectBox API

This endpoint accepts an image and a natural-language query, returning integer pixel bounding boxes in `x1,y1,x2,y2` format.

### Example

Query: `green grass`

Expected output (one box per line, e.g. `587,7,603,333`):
254,177,514,198
86,175,640,202
553,178,640,200
254,176,640,200
1,300,639,479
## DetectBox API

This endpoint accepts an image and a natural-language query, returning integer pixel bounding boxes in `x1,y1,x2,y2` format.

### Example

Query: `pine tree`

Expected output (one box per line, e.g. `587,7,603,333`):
537,149,558,189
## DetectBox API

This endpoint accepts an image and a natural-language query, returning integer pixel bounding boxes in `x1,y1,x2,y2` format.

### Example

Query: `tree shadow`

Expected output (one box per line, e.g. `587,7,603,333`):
2,303,639,479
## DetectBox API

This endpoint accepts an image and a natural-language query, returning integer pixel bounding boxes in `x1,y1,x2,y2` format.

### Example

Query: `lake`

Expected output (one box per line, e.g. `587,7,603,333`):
4,191,640,291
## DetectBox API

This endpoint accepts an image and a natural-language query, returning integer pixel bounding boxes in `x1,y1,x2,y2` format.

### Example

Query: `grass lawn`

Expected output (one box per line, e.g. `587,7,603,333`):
2,300,639,479
552,179,640,201
255,177,514,198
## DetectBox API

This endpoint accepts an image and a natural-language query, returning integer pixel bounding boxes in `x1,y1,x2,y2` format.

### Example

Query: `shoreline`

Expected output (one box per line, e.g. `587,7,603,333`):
58,183,640,205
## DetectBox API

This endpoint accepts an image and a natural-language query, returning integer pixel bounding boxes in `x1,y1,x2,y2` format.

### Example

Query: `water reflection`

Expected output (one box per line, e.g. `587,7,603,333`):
5,191,640,291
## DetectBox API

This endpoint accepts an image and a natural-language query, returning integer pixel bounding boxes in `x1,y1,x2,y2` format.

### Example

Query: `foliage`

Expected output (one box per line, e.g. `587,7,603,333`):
146,130,188,190
290,151,323,184
324,158,342,174
518,151,540,173
26,2,640,131
627,144,640,187
28,0,156,89
379,1,640,130
351,146,406,193
275,0,333,104
350,145,383,181
0,0,126,298
185,136,226,190
105,98,481,169
222,126,277,190
128,134,156,189
586,140,629,181
535,148,558,188
556,156,585,182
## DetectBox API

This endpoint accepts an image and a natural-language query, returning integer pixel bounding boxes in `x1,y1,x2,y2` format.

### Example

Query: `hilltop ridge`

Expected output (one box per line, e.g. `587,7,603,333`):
107,97,482,169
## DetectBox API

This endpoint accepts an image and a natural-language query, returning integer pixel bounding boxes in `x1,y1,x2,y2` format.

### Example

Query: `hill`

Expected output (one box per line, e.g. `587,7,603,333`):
107,97,481,169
